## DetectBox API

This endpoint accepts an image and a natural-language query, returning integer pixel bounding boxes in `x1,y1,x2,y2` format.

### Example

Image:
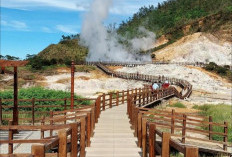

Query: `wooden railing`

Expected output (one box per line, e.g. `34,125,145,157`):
0,112,88,157
96,63,192,100
127,91,230,157
85,61,206,67
0,87,145,156
0,98,94,125
147,123,199,157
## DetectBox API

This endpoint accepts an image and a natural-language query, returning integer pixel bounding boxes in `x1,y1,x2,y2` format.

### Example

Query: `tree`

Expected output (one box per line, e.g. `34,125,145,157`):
5,55,19,60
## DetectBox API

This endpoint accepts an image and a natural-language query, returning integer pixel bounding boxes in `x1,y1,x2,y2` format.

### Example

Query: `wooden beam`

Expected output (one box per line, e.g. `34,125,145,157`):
185,147,198,157
162,132,171,157
0,60,28,67
31,144,45,157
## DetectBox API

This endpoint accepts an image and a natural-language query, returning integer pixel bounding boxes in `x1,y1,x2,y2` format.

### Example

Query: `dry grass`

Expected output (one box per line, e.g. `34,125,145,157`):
90,70,110,79
56,67,70,73
56,78,70,84
107,66,123,71
77,76,90,80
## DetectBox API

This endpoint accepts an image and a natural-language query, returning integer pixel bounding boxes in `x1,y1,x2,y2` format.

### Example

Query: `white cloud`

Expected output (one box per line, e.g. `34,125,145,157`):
41,27,52,33
1,0,165,15
1,0,87,11
56,25,79,34
1,20,29,31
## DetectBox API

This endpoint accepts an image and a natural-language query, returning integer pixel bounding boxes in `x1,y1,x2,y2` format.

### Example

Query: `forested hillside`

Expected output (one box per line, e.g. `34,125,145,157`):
118,0,232,41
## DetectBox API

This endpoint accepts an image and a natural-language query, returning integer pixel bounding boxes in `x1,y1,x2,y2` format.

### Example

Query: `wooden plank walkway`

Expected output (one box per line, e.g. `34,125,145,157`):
86,104,142,157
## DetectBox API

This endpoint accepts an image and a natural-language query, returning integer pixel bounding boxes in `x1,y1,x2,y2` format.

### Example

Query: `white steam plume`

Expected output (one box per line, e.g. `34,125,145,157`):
80,0,155,62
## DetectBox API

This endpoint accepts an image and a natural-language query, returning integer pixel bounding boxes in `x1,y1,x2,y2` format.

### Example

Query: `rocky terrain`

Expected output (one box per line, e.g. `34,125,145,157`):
153,32,232,65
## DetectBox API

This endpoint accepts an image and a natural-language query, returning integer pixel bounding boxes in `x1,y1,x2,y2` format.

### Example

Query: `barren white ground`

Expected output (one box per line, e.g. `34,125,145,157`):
37,72,145,98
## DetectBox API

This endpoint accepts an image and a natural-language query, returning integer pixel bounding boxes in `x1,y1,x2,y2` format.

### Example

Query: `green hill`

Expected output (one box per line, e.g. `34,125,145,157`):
38,36,87,63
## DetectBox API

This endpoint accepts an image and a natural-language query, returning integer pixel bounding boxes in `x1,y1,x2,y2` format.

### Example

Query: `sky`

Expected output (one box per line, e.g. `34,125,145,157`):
0,0,165,59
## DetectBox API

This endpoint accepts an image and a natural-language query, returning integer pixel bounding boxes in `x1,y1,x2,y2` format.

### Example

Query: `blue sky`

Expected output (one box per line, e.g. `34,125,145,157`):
0,0,165,59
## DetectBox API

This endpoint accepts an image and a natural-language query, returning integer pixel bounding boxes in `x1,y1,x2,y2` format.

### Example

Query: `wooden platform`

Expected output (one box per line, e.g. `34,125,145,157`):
86,104,142,157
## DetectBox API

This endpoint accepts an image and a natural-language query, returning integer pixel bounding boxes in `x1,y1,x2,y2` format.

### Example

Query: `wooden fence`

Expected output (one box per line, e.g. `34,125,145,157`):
127,91,230,157
0,111,89,157
0,98,94,125
0,87,146,156
85,61,206,67
96,63,192,99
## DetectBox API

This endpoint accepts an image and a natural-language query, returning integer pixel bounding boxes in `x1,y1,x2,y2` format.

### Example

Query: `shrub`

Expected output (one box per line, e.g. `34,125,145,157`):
216,66,227,75
194,104,232,142
204,62,232,81
151,54,156,59
171,102,186,108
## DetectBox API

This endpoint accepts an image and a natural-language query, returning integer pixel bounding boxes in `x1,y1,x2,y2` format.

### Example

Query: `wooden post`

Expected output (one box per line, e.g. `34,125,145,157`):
64,98,67,110
91,108,95,136
13,66,18,125
50,111,53,136
109,93,112,108
142,118,147,157
31,144,45,157
149,124,156,157
138,113,142,147
182,114,187,143
122,90,125,104
41,116,45,139
32,98,35,125
171,109,175,134
8,121,13,154
127,89,129,101
223,121,228,151
142,91,145,106
97,96,101,118
209,116,212,140
71,123,78,157
103,93,105,111
116,91,119,106
1,66,5,74
185,147,198,157
95,101,98,123
87,112,91,147
139,88,141,105
80,117,86,157
58,129,67,157
0,98,2,125
162,132,171,157
71,61,75,109
127,95,130,115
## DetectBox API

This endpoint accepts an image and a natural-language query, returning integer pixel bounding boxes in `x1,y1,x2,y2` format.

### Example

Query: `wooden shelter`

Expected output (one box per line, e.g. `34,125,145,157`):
0,60,28,125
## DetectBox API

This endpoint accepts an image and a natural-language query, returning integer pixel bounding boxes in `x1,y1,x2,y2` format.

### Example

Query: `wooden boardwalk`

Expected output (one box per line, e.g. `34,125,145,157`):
86,104,142,157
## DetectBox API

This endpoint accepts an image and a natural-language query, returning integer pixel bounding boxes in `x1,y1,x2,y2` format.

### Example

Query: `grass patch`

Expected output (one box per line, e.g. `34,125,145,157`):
75,65,96,73
0,87,92,124
0,87,92,111
193,104,232,142
170,102,186,108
